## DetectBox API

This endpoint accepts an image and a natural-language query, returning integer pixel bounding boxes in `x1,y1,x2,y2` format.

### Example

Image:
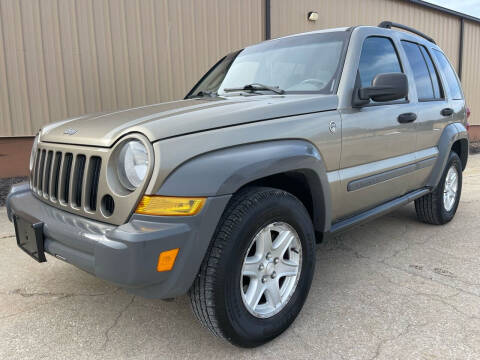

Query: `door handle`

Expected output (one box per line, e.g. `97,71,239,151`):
441,108,454,116
397,112,417,123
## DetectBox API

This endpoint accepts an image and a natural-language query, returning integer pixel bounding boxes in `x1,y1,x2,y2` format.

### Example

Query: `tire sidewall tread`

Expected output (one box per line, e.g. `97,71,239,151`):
415,151,462,225
190,186,316,347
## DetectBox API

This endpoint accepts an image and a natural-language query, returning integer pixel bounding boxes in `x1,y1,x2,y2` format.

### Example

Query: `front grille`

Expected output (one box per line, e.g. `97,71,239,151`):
28,134,151,226
52,152,62,199
73,155,86,207
61,153,73,203
30,146,103,214
87,156,102,211
44,151,53,196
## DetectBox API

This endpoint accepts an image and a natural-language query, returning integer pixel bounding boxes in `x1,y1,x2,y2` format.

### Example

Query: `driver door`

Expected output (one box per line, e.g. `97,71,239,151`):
335,35,418,220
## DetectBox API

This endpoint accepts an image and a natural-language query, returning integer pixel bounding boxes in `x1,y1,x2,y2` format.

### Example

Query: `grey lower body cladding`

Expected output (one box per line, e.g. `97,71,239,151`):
6,182,231,299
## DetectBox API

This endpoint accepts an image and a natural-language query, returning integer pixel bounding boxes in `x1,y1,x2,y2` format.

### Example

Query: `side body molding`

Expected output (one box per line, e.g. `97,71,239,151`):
426,122,469,189
157,140,332,232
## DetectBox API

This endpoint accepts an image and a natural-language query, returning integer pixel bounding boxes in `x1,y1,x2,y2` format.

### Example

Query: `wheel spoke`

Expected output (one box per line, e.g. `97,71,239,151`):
276,259,299,277
265,280,282,308
450,171,456,182
255,228,273,257
242,259,260,277
445,182,451,192
272,231,294,258
245,279,265,309
451,177,458,192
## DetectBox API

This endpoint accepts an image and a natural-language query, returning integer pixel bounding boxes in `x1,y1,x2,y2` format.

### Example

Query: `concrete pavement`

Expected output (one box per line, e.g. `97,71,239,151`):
0,155,479,359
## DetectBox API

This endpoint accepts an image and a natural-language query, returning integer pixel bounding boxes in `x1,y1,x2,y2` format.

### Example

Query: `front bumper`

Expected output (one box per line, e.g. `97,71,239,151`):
6,183,230,298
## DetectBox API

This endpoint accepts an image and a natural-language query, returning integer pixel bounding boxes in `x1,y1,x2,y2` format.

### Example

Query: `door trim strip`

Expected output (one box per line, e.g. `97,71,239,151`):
347,156,437,192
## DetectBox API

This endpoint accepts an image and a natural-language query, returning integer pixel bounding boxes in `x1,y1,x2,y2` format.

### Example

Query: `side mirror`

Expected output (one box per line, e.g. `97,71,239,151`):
353,73,408,107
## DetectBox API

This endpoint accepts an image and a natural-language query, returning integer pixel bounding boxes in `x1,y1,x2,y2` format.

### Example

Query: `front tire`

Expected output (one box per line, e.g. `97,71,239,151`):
415,151,462,225
189,187,316,347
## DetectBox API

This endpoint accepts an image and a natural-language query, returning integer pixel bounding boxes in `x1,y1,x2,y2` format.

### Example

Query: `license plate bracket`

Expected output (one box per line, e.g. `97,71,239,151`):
13,213,46,263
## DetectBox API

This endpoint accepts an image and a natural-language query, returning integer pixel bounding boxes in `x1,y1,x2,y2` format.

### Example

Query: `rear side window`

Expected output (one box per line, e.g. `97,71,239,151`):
401,41,443,100
420,47,442,98
358,37,402,88
433,50,463,100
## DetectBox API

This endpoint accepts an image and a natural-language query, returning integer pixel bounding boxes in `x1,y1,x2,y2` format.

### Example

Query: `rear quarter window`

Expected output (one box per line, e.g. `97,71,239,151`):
432,50,463,100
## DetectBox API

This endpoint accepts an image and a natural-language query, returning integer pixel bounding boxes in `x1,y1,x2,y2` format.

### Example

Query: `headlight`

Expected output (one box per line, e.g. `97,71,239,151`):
117,140,149,190
29,135,39,171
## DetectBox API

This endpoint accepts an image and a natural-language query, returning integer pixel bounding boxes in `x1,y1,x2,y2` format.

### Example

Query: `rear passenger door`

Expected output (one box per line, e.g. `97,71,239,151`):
400,40,447,189
431,49,466,126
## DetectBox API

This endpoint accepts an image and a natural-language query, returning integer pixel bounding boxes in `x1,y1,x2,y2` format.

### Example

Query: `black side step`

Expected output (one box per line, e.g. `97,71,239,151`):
329,188,430,234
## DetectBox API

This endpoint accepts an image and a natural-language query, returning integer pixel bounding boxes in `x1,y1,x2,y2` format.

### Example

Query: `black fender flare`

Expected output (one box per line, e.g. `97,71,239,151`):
157,140,332,232
427,122,469,189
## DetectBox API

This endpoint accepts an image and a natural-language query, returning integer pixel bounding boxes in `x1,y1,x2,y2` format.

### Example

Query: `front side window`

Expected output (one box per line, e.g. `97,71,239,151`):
401,41,443,100
432,50,463,100
187,31,348,97
358,36,402,88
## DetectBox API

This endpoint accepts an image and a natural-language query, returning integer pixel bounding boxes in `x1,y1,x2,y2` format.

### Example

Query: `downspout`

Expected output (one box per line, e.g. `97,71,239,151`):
265,0,271,40
458,17,464,80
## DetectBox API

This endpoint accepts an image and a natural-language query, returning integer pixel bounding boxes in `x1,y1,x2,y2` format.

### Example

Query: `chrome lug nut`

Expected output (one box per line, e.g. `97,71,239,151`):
266,252,272,260
258,264,265,271
271,271,277,279
274,257,279,264
261,276,267,283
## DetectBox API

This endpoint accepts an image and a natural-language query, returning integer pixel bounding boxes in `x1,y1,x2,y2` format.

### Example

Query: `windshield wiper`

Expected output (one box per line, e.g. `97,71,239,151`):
223,83,285,94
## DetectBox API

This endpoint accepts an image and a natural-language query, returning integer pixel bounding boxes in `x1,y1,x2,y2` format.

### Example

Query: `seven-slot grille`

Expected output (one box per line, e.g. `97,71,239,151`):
30,146,103,213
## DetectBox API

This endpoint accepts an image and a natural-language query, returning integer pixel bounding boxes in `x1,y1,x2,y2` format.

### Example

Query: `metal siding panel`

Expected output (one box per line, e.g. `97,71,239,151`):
39,0,69,124
1,0,32,136
20,0,50,135
463,21,480,125
57,0,85,118
271,0,461,71
0,0,265,136
2,0,473,136
75,0,102,114
92,0,118,111
153,0,175,103
124,0,147,107
109,0,133,109
139,0,160,105
0,6,12,136
167,0,187,100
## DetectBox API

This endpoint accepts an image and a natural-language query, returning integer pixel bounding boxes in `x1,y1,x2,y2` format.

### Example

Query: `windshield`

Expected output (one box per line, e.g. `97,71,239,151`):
187,31,348,97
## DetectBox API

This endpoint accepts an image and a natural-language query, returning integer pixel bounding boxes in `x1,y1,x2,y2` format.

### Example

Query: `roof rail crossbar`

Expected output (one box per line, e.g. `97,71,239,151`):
378,21,436,44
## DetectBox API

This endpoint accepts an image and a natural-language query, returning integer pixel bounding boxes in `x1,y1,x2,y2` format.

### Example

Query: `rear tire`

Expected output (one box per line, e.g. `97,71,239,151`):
415,151,462,225
189,187,316,347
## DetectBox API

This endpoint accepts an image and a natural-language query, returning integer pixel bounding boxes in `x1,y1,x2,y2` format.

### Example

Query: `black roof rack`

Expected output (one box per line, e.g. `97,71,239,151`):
378,21,436,44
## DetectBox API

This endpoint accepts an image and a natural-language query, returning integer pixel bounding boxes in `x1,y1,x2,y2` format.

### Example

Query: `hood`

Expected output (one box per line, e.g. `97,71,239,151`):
40,94,338,147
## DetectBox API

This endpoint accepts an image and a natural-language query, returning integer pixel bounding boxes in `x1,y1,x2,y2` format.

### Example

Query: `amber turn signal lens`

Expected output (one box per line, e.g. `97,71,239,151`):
157,248,179,272
135,195,206,216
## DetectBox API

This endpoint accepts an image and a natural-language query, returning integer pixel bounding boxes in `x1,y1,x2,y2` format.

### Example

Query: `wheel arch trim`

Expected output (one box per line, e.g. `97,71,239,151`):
156,140,332,232
427,122,468,189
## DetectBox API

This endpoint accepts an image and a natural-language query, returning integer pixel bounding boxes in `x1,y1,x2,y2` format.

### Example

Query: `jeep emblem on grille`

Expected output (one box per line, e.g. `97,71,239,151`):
64,128,77,135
